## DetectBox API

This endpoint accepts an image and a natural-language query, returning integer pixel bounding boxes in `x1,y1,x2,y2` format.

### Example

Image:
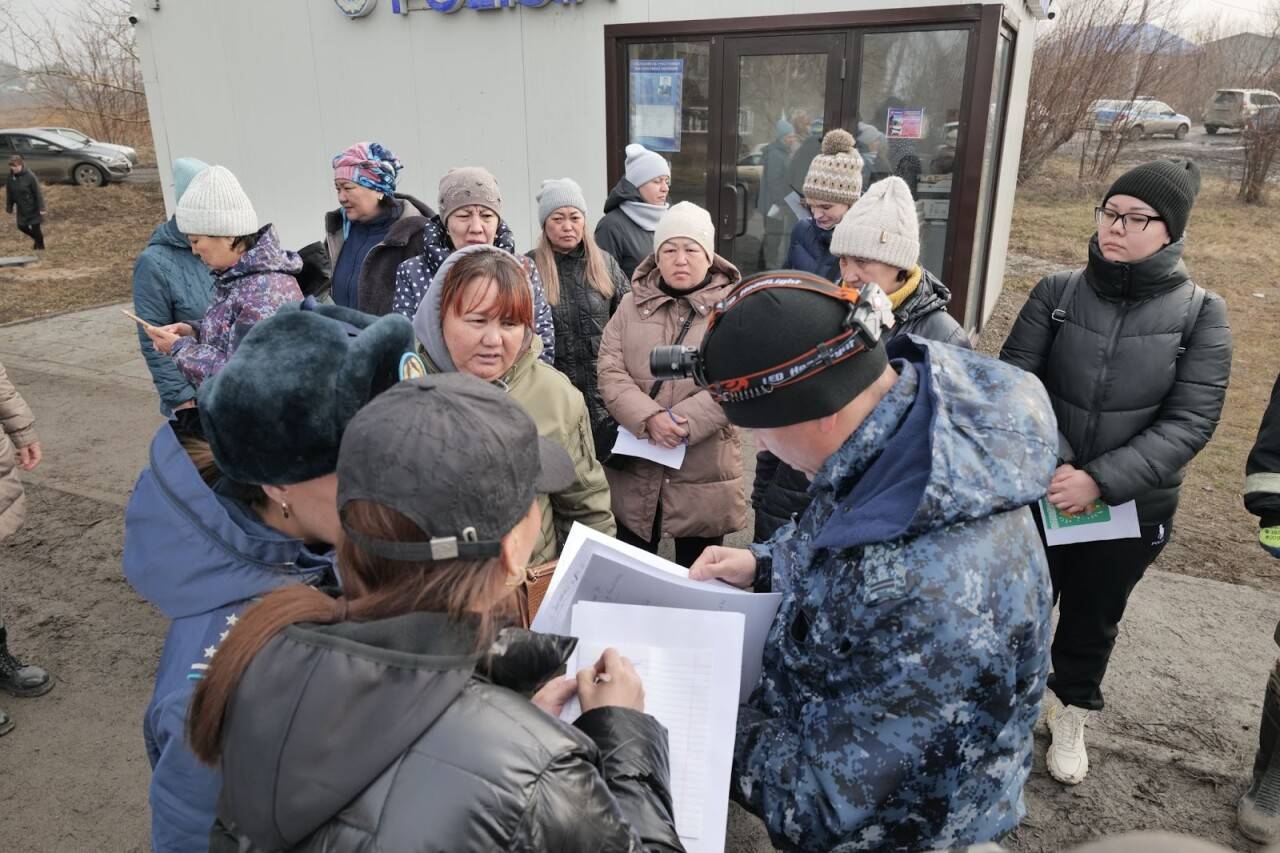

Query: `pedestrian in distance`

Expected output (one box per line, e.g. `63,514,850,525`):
528,177,632,462
757,119,797,269
1000,158,1232,786
6,154,45,250
124,301,417,853
188,372,684,853
682,270,1057,851
595,143,672,281
414,244,615,567
0,357,51,738
784,128,863,281
323,141,435,313
131,157,215,417
143,165,304,389
391,165,554,363
597,201,746,567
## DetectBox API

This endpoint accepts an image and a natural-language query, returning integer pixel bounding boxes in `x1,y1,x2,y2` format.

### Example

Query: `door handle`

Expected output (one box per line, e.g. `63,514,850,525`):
724,182,749,238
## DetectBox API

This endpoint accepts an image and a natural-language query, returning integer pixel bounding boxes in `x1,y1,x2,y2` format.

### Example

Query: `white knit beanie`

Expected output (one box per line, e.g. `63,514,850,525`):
653,201,715,260
536,177,588,225
175,165,258,237
831,176,919,270
624,143,670,189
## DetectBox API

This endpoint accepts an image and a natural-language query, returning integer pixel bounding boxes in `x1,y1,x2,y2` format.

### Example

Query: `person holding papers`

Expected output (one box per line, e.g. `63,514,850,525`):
598,201,746,567
188,374,684,853
1000,159,1232,786
413,243,615,566
678,271,1056,850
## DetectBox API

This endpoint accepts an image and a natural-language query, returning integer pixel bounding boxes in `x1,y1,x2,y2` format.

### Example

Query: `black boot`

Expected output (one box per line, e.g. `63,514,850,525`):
1240,659,1280,843
0,628,52,698
0,707,12,736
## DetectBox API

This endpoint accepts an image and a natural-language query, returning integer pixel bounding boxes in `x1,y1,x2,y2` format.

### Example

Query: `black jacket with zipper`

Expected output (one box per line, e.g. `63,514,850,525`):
1000,236,1232,525
209,612,683,853
751,269,972,547
595,179,655,282
1246,373,1280,528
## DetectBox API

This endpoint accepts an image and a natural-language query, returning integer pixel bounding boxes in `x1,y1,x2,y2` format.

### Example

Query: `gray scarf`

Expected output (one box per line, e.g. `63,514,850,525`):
620,200,668,232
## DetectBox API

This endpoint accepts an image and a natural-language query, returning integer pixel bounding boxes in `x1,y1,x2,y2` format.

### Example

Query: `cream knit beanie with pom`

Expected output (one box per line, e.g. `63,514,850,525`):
802,129,864,206
175,165,259,238
831,176,919,271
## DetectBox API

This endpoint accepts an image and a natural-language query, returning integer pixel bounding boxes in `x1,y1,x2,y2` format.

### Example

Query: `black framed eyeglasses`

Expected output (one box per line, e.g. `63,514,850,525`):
1095,207,1163,232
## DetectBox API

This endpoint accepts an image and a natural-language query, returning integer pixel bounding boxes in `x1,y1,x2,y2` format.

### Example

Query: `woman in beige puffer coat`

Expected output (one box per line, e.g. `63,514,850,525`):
0,358,53,737
597,201,747,567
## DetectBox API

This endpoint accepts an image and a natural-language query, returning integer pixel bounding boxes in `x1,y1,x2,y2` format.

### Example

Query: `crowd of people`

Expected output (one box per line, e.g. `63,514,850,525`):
0,133,1272,852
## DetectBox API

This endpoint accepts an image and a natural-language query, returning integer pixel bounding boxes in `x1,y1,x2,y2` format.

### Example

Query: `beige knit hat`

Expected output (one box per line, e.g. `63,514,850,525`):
802,129,864,206
439,166,502,222
653,201,715,260
831,176,919,271
175,165,258,238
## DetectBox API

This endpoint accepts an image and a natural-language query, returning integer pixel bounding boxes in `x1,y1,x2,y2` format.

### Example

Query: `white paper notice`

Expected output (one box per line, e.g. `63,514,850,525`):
532,524,782,703
635,104,678,139
1038,498,1141,546
563,601,742,852
612,428,686,469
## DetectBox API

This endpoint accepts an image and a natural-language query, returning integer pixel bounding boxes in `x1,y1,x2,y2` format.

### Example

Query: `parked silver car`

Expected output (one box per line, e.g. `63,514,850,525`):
1204,89,1280,134
0,128,132,186
38,127,139,165
1089,98,1192,139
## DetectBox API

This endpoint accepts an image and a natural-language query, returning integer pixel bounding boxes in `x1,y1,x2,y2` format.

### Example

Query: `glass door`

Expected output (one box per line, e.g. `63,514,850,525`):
717,34,846,277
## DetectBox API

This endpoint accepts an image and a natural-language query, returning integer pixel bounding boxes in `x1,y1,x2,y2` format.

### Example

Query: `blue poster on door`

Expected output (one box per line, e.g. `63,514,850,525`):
630,59,683,153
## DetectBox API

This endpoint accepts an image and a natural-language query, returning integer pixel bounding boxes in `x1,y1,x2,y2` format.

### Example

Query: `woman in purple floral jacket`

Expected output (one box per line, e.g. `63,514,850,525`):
145,165,302,388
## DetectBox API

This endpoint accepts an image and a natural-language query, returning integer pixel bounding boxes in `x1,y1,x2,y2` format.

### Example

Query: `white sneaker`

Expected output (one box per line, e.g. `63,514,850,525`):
1043,690,1090,785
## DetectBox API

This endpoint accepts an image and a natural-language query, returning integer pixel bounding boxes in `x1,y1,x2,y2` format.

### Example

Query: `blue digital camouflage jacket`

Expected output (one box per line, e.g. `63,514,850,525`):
737,335,1058,852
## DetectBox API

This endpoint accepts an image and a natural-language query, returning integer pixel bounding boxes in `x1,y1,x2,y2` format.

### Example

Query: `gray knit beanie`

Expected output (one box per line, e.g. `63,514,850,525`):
439,166,502,222
624,144,670,188
831,176,919,270
536,177,588,225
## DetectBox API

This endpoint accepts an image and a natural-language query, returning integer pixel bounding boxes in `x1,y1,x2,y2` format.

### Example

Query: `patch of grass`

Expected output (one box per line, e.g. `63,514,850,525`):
980,156,1280,591
0,181,164,324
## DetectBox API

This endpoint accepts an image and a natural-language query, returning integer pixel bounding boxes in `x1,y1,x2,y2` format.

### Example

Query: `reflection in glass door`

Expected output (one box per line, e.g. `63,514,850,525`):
718,35,845,277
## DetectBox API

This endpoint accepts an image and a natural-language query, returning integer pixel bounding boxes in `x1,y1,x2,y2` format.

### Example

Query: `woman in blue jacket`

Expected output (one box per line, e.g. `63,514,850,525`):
783,129,863,281
131,158,214,416
123,301,416,852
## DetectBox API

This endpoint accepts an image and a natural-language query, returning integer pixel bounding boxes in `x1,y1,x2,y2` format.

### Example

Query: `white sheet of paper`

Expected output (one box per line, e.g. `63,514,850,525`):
612,428,687,469
562,601,742,852
635,104,677,139
532,524,782,703
1038,498,1141,546
784,190,810,221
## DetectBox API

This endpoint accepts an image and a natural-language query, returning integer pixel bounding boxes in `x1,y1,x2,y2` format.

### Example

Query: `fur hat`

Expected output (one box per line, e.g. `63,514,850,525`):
198,301,417,486
624,143,670,188
802,130,864,207
831,176,920,271
536,177,588,225
653,201,715,260
175,165,258,237
439,166,502,222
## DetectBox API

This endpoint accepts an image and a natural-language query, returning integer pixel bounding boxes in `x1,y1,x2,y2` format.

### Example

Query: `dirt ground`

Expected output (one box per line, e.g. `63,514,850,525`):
1,150,1279,852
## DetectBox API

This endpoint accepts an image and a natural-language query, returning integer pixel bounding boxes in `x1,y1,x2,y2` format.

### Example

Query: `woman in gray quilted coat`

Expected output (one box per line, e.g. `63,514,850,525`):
1000,158,1232,788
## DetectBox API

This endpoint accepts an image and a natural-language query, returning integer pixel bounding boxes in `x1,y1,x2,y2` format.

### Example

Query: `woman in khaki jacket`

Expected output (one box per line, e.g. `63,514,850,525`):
0,358,52,736
597,201,746,567
412,243,615,567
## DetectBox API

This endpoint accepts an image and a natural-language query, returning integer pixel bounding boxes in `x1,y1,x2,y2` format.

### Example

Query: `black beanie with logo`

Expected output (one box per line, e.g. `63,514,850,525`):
1104,158,1201,241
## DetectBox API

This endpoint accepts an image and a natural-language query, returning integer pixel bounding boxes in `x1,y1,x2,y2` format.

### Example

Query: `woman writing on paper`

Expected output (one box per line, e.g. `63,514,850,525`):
999,159,1232,787
597,202,746,568
188,373,683,853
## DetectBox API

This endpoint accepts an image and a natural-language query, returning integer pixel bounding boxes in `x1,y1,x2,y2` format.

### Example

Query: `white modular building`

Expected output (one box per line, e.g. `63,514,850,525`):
134,0,1050,330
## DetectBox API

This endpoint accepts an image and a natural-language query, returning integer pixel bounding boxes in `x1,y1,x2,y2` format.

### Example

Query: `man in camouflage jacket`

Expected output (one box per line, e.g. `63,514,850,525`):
689,273,1057,851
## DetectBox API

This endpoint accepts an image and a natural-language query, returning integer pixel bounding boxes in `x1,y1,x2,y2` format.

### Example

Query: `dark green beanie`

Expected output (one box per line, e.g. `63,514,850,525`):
198,301,417,486
1104,158,1201,241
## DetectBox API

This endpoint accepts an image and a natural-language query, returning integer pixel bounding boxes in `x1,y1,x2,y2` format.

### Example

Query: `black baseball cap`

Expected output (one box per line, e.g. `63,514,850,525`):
336,373,575,562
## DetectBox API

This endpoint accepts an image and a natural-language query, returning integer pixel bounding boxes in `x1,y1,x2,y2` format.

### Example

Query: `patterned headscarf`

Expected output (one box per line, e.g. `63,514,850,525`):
332,142,402,196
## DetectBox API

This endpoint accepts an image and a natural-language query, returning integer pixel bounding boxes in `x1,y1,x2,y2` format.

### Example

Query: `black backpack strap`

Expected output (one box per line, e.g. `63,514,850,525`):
647,302,699,401
1178,283,1206,358
1051,269,1083,327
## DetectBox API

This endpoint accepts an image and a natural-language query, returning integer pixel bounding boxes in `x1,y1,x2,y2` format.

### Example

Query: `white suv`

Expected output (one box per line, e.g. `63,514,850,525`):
1205,89,1280,134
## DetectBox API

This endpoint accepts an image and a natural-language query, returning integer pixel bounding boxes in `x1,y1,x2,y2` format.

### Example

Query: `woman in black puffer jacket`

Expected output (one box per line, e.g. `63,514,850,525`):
1000,159,1231,788
529,178,631,462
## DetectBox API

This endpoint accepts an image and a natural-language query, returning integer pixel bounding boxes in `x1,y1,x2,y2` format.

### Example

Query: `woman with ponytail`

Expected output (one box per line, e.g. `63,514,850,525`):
190,373,684,853
123,301,416,853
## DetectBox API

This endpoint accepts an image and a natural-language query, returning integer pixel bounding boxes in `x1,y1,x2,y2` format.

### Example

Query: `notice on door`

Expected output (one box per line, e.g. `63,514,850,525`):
631,59,684,152
886,106,925,139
